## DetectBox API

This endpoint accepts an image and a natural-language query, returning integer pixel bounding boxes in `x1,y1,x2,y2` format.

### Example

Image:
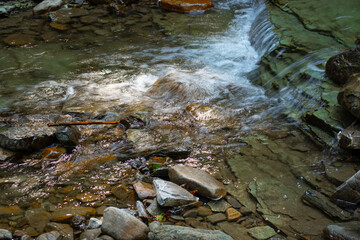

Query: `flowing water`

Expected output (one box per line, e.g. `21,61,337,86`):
0,0,356,238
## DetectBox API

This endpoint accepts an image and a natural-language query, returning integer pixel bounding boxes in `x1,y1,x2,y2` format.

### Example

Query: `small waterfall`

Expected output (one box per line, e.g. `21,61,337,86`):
249,0,279,57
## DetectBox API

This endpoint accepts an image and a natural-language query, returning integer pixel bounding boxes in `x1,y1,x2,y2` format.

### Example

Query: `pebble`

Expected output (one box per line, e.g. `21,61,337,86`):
206,213,227,224
225,196,242,209
51,207,96,222
197,206,212,217
36,231,61,240
133,181,156,200
87,218,102,229
208,199,231,212
136,201,149,218
225,208,242,222
247,226,277,240
0,229,12,240
183,208,198,218
49,22,70,31
80,228,101,240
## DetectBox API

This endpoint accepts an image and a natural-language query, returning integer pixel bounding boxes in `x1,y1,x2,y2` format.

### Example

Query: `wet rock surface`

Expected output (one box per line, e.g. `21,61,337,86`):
161,0,214,13
33,0,64,15
0,229,12,240
337,123,360,150
338,74,360,120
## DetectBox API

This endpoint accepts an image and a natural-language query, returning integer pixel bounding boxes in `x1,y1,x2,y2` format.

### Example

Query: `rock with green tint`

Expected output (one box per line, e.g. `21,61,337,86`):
324,222,360,240
247,226,276,240
338,74,360,120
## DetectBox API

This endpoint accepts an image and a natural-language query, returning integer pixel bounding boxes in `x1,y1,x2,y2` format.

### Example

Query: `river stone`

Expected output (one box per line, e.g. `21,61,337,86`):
51,207,96,222
153,179,197,207
25,209,51,233
49,22,70,31
225,208,241,222
0,125,56,151
247,226,276,240
55,126,81,148
101,207,149,240
4,34,36,46
87,218,102,229
146,199,165,216
36,231,61,240
169,165,227,200
44,223,73,240
0,205,23,217
71,214,86,229
136,201,149,218
148,221,233,240
198,206,212,216
302,189,352,220
33,0,64,15
133,181,156,200
326,47,360,85
0,229,12,240
80,228,101,240
332,170,360,205
49,8,89,24
337,124,360,150
206,213,226,224
208,199,231,212
338,74,360,119
161,0,214,13
323,222,360,240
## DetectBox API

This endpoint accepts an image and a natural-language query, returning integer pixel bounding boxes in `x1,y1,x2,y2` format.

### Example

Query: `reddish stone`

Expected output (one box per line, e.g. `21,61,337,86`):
161,0,214,13
49,22,70,31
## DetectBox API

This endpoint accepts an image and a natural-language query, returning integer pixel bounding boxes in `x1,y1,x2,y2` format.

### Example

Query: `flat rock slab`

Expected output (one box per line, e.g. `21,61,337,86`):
169,165,227,200
148,221,233,240
51,207,96,222
0,125,56,151
302,189,352,220
217,222,252,240
247,226,277,240
102,207,149,240
332,170,360,205
133,181,156,200
324,222,360,240
208,199,231,212
153,179,197,207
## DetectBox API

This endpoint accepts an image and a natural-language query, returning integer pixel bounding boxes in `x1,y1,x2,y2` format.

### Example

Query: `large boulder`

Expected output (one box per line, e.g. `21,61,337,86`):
33,0,64,15
161,0,214,13
338,74,360,119
101,207,149,240
0,125,56,151
148,221,233,240
326,47,360,85
331,170,360,205
323,222,360,240
169,165,227,200
153,179,197,207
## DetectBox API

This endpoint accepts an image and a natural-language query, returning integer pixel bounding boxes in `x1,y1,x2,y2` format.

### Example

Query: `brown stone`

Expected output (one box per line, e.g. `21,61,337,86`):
25,209,51,233
338,74,360,120
133,181,156,200
51,207,96,222
0,206,23,217
206,213,226,224
41,31,59,43
49,22,70,31
4,34,36,46
197,206,212,217
161,0,214,13
80,16,97,24
225,208,242,222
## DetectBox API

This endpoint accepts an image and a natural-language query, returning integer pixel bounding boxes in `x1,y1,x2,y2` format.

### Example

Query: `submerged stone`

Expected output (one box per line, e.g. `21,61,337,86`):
79,228,101,240
169,165,227,200
36,231,61,240
50,22,70,31
148,221,233,240
247,226,276,240
4,34,36,46
161,0,214,13
0,147,16,162
51,207,96,222
153,179,197,207
25,209,51,233
44,223,73,240
55,126,81,148
0,125,56,151
302,189,352,221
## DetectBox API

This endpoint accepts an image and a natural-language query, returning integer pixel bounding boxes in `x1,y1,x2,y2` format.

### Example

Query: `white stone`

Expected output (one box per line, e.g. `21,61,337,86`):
87,217,102,229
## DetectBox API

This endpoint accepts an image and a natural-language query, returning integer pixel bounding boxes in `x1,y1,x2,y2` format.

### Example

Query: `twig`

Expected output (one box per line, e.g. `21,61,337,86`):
47,121,122,127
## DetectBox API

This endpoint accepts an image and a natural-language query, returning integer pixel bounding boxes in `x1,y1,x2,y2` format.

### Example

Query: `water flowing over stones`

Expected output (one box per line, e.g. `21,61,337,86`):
153,179,197,207
101,207,149,240
148,221,233,240
169,165,227,200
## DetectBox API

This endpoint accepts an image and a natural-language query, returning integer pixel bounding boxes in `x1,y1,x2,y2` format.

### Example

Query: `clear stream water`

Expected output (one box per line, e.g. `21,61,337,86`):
0,0,356,238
